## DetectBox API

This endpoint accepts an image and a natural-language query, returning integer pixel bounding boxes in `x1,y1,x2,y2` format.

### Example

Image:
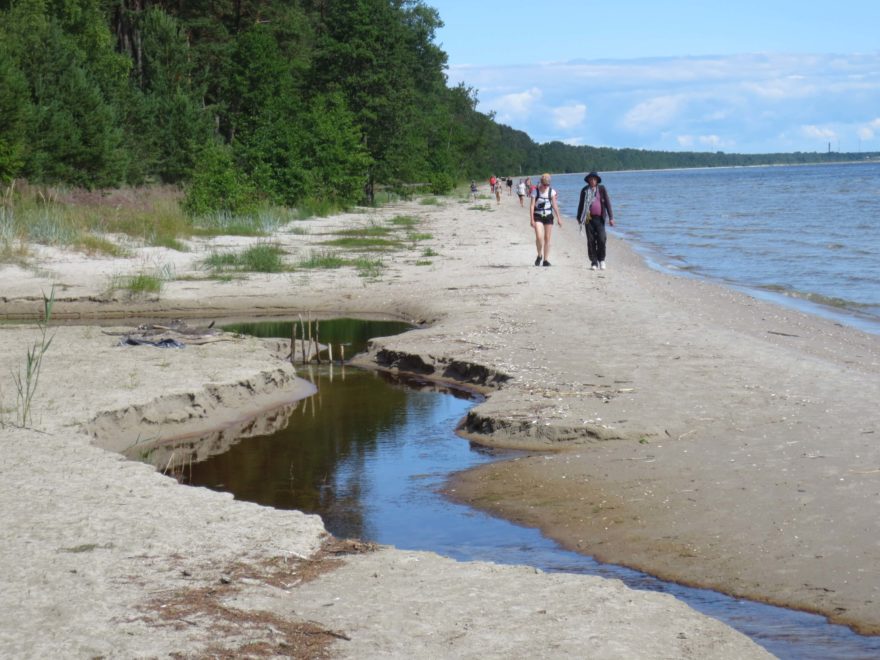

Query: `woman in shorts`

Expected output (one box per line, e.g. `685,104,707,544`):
516,179,527,206
529,173,562,266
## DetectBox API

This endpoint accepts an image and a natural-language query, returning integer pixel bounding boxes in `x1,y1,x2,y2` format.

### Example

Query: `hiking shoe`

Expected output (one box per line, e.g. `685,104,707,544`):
590,263,598,270
599,261,606,270
535,255,543,266
542,260,551,267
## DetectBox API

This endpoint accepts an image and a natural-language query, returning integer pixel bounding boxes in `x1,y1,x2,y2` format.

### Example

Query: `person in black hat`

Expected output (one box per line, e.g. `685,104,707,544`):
575,171,615,270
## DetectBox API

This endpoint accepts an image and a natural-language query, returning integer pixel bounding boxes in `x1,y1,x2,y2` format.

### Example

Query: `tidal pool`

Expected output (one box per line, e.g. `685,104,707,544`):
161,319,880,659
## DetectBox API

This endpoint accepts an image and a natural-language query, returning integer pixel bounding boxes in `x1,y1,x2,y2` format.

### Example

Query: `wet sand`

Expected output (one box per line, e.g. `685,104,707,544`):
3,185,876,655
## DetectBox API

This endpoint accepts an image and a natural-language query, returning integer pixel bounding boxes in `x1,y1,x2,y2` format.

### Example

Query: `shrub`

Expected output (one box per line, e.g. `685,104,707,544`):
182,142,259,217
429,172,454,195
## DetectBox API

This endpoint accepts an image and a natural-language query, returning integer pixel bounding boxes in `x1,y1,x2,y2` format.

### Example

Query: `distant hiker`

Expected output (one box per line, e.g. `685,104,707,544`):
576,171,615,270
506,177,513,195
489,175,497,194
530,173,562,267
516,179,527,206
495,181,502,204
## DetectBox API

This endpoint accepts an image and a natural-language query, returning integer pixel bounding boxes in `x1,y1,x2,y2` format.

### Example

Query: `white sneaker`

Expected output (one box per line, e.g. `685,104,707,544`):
590,263,598,270
599,261,606,270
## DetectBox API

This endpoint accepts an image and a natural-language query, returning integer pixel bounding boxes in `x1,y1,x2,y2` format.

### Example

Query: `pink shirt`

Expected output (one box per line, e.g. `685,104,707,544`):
589,189,602,216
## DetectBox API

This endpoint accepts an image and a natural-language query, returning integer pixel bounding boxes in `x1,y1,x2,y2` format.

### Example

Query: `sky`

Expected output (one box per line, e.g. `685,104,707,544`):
429,0,880,153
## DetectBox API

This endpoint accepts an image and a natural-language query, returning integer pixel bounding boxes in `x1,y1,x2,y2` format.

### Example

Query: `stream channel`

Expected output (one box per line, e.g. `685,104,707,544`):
154,319,879,660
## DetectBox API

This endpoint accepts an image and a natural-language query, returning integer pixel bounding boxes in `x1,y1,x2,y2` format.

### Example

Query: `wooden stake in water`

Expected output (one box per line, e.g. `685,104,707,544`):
298,314,307,364
290,322,296,365
306,312,312,363
328,342,333,362
314,320,321,365
340,344,345,364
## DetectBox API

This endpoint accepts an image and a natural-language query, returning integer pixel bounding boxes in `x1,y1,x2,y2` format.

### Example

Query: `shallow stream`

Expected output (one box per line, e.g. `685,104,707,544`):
161,320,880,659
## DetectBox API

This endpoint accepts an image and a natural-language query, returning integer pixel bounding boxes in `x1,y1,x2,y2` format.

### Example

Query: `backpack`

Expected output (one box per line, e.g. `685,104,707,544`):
534,187,555,215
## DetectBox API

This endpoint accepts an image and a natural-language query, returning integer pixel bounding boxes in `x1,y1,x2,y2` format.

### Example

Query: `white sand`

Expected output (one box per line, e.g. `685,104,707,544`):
4,185,871,656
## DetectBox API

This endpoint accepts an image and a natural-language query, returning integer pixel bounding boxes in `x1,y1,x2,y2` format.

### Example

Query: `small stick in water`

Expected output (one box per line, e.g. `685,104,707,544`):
299,314,307,363
306,312,313,362
315,320,321,365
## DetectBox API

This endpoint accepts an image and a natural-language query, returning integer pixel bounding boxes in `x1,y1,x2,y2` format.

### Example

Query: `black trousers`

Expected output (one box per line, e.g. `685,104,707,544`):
585,215,607,264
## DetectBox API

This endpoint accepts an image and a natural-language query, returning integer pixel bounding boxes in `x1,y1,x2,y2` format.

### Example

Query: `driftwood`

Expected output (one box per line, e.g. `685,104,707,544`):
104,320,229,348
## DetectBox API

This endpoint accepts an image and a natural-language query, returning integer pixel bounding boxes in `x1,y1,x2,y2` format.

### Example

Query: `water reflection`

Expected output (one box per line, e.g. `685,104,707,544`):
156,364,880,659
136,319,880,658
186,368,479,541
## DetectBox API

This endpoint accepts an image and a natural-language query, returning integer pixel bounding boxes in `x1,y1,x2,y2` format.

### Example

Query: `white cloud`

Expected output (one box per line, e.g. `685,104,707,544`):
552,103,587,130
858,117,880,140
801,125,837,140
622,95,684,131
676,134,729,149
742,77,818,100
448,53,880,152
488,88,542,122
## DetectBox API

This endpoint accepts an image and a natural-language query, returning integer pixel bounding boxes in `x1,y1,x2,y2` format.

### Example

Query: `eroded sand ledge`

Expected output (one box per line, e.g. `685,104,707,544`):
3,189,876,656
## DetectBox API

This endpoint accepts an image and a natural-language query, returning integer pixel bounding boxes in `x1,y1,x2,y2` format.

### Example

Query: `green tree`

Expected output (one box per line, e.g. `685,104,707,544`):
3,0,129,186
136,7,212,182
0,47,30,182
299,92,372,204
309,0,423,189
225,26,305,205
183,141,258,216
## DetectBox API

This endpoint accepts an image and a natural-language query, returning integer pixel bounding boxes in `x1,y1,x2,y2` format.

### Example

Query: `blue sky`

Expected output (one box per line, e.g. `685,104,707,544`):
430,1,880,153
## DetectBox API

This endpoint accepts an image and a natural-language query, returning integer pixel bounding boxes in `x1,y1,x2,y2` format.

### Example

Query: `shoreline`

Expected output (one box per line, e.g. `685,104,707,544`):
617,234,880,337
2,187,877,655
611,223,880,336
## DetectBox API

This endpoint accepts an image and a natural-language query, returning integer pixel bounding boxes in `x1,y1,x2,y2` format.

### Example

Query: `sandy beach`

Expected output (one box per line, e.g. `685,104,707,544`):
2,183,877,657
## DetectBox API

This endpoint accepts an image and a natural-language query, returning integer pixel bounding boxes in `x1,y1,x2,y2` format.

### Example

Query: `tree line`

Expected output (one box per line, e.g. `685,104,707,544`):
1,0,874,213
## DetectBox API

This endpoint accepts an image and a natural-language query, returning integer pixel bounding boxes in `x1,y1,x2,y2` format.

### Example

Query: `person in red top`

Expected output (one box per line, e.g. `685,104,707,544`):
489,175,497,195
576,171,615,270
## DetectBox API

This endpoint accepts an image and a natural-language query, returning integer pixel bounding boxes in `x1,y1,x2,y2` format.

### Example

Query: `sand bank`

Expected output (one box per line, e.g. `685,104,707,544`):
4,184,874,655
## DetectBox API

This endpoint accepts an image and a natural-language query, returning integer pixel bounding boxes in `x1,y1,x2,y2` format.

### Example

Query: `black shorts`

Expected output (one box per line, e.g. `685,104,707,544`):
533,214,554,225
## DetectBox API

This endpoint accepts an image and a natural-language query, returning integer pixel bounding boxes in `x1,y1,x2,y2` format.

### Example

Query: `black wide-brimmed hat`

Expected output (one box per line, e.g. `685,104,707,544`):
584,171,602,183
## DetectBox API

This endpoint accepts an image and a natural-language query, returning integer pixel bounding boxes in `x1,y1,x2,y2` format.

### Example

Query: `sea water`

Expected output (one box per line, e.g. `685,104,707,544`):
549,161,880,333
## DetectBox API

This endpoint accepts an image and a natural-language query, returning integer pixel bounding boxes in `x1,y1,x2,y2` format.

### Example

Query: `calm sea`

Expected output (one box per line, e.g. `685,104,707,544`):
549,162,880,334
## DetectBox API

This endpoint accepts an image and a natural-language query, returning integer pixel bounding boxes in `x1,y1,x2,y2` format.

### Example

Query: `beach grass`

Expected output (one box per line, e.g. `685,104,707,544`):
297,251,348,269
293,197,345,219
389,215,419,228
75,234,129,257
322,236,402,249
106,261,175,297
352,257,384,279
8,286,55,428
240,243,285,272
203,242,286,273
124,273,164,294
322,217,408,250
0,183,302,263
295,251,383,278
